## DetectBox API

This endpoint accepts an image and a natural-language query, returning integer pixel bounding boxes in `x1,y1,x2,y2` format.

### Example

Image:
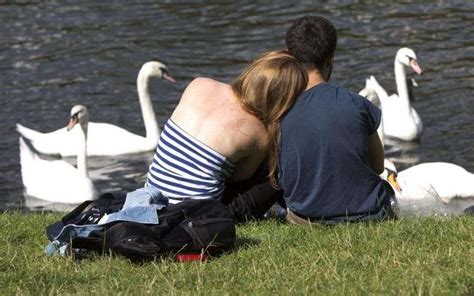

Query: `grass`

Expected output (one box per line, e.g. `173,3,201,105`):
1,213,473,295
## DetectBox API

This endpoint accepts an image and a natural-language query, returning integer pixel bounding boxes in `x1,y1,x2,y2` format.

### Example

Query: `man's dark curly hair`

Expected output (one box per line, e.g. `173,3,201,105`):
285,16,337,70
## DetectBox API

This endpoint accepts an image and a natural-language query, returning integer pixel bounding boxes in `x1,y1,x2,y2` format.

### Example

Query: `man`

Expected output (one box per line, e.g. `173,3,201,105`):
279,16,394,224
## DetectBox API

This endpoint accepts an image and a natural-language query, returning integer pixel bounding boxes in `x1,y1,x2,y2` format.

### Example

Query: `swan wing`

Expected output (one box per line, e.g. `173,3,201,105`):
17,124,70,156
18,122,158,157
411,107,423,133
366,76,390,102
398,162,474,202
17,123,50,142
379,93,422,141
20,137,97,203
85,123,157,156
359,87,381,106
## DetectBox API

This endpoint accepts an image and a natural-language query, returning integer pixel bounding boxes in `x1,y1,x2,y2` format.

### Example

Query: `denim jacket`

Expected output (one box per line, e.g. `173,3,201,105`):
45,187,168,256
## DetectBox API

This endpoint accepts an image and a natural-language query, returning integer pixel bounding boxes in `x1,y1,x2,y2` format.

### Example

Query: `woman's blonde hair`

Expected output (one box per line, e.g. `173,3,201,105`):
231,50,308,188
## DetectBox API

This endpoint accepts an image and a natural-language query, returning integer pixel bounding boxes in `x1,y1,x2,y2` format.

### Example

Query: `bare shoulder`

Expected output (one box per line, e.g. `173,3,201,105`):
188,77,220,88
182,77,225,98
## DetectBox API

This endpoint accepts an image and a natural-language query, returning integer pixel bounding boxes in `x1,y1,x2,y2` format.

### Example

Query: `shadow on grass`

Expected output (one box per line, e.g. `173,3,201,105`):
233,236,261,250
68,235,261,265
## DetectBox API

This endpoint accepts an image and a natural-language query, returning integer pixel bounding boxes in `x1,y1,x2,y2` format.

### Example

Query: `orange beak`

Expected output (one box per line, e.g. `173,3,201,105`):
163,73,176,83
387,173,402,192
410,59,423,75
67,116,78,131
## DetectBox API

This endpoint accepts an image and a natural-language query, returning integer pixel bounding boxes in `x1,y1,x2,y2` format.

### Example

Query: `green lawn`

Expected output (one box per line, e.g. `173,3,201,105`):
1,213,472,295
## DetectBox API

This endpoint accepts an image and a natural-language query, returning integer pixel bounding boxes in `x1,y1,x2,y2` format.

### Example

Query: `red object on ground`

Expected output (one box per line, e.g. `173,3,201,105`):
175,253,208,262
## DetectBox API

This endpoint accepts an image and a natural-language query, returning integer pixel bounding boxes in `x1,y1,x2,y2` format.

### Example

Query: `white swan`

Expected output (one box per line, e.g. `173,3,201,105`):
20,105,98,204
365,47,424,141
382,159,474,214
359,87,385,145
16,61,175,156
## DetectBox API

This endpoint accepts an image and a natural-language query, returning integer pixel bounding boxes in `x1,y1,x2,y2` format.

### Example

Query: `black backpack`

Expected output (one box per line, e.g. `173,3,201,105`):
46,191,236,260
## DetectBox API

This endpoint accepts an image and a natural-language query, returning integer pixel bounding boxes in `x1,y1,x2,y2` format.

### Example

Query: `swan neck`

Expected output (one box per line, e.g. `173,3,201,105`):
77,124,89,178
137,71,160,142
394,61,410,109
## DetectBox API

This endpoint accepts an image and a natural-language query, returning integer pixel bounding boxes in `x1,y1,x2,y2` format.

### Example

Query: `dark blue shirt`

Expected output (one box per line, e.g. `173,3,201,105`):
278,83,391,219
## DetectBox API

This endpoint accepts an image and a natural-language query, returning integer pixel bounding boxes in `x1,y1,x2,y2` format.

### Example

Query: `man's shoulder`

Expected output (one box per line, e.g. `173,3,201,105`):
323,83,362,98
283,83,367,127
298,83,362,105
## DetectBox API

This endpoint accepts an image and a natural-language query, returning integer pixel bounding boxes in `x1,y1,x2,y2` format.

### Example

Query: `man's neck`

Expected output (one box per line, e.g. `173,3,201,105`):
306,70,327,90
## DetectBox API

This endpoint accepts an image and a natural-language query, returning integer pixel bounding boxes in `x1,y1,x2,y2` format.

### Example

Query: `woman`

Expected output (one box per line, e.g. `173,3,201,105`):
43,51,307,256
145,50,307,219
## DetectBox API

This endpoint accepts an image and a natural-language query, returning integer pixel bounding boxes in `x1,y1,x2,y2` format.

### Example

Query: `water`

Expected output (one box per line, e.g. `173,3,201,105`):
1,1,473,212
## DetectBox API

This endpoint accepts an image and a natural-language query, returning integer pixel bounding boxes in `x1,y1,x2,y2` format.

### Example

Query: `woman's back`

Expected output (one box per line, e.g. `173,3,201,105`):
170,78,269,181
146,50,307,202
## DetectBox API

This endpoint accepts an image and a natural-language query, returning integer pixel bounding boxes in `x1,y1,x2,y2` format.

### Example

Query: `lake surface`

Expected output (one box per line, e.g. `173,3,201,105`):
1,1,473,212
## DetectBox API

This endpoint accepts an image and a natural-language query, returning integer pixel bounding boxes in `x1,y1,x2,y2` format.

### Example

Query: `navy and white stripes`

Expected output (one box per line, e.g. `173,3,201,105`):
146,119,235,204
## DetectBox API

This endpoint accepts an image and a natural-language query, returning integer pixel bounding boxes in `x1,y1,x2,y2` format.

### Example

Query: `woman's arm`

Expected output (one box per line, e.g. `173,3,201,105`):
228,126,268,183
227,147,267,183
367,132,384,174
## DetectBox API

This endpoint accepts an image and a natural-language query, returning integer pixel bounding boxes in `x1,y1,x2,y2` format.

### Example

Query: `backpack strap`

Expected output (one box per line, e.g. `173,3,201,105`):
182,219,210,248
60,200,94,223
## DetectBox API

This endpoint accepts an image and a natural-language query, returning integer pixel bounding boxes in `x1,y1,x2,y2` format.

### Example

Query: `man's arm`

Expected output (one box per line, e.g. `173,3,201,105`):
367,132,384,174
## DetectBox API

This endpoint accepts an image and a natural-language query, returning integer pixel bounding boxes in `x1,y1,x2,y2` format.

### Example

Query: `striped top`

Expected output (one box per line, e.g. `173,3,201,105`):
146,119,235,204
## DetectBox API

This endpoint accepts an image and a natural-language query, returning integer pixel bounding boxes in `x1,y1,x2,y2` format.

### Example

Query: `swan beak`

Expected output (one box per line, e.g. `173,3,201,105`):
410,59,423,75
387,172,402,192
163,73,176,83
67,116,78,131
